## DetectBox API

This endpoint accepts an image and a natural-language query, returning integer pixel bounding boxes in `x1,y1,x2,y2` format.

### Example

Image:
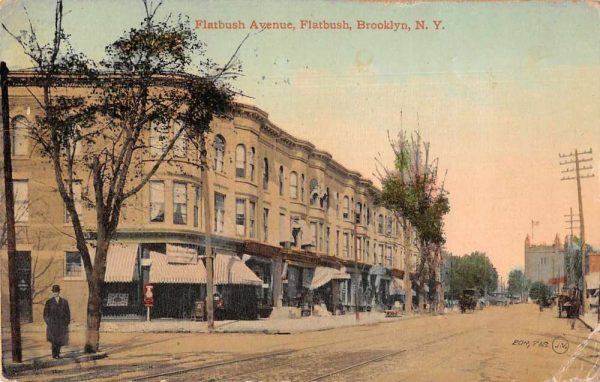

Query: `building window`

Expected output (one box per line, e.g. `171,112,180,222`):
367,207,371,225
326,226,330,255
173,120,186,158
262,158,269,190
336,193,340,218
11,116,29,156
379,244,384,264
343,233,349,258
357,237,362,260
150,121,168,157
278,166,284,196
279,212,286,244
310,222,317,248
173,182,187,225
214,193,225,233
149,181,165,222
365,239,370,261
310,179,319,206
342,196,350,220
235,144,246,178
318,222,324,252
336,230,340,256
378,214,384,234
263,208,269,242
65,251,83,279
386,216,393,235
386,246,392,267
301,174,305,202
249,147,255,181
355,203,362,224
249,201,256,238
64,180,82,223
193,186,200,227
235,198,246,236
373,241,377,263
214,135,225,173
289,172,298,199
13,180,29,223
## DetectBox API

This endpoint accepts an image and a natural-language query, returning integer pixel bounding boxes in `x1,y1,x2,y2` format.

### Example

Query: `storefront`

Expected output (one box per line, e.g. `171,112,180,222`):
213,252,263,320
243,255,273,317
101,243,141,319
369,264,391,309
309,266,350,313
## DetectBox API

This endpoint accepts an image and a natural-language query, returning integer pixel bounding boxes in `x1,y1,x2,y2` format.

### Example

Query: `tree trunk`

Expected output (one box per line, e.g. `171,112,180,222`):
433,247,444,313
84,238,109,353
403,221,412,314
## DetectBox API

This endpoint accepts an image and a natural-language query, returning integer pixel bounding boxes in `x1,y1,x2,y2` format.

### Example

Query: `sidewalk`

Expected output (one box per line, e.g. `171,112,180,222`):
579,312,599,330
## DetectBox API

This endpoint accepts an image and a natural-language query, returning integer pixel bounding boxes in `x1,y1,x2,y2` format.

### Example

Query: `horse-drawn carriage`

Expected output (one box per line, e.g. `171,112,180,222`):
459,289,479,313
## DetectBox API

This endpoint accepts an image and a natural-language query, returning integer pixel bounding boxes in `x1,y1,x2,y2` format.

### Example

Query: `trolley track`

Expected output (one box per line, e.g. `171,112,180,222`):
129,325,472,382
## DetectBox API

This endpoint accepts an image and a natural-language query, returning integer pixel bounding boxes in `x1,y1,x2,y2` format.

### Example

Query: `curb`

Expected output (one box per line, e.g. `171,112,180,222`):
3,352,107,377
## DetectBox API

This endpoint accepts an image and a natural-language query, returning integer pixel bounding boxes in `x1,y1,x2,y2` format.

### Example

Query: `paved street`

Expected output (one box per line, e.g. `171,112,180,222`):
11,304,600,382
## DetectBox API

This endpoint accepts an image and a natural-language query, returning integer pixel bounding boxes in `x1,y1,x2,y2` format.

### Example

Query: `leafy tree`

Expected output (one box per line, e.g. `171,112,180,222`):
507,268,529,300
529,281,551,305
446,252,498,297
3,0,242,352
376,130,450,313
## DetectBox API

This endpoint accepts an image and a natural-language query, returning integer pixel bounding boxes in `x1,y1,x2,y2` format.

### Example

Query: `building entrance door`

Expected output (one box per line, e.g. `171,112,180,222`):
16,251,32,323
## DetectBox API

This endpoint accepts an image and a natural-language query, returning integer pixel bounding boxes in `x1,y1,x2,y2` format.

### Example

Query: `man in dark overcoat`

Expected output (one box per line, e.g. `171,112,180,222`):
43,285,70,359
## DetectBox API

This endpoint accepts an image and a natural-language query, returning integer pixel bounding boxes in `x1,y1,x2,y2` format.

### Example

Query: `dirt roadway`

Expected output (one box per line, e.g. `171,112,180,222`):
13,304,600,382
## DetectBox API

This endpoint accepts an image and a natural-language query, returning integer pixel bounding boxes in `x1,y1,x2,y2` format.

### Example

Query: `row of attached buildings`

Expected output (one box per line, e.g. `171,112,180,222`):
0,72,420,327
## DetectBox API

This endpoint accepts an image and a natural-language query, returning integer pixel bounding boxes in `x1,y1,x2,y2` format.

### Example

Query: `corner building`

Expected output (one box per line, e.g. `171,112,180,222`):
1,73,419,325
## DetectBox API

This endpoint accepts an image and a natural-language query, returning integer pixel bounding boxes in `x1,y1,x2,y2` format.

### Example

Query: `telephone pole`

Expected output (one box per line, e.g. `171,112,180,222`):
200,136,214,330
559,149,594,315
1,61,23,362
353,208,360,321
564,207,580,243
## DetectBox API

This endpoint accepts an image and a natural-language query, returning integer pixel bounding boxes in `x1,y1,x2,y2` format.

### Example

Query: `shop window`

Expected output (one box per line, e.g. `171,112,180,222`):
289,172,298,199
173,182,187,225
193,186,200,227
342,196,350,220
173,120,186,158
262,158,269,190
249,147,255,181
150,120,168,157
64,180,83,223
214,193,225,233
263,208,269,242
249,201,256,238
214,135,225,173
149,181,165,222
235,144,246,178
236,198,246,236
65,251,83,279
11,115,30,156
14,180,29,223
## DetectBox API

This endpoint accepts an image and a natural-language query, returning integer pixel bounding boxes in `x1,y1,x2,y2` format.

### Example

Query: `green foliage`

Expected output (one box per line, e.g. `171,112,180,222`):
447,252,499,297
507,269,529,297
529,281,551,304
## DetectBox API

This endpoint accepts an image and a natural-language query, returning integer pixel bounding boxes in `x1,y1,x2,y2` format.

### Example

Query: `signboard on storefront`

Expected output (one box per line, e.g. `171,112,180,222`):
143,284,154,307
106,293,129,307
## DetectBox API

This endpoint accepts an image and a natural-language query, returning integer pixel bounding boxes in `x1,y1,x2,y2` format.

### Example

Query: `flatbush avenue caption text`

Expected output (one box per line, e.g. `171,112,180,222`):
195,19,444,32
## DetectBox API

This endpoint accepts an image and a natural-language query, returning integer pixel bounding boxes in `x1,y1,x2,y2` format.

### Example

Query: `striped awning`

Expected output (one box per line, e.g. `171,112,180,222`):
214,253,262,286
104,243,139,283
149,251,206,284
310,266,350,290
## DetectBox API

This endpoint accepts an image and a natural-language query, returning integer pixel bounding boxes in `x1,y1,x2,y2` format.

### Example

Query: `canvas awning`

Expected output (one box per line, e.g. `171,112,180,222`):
104,243,139,283
389,277,405,295
148,251,206,284
310,266,351,290
214,253,263,286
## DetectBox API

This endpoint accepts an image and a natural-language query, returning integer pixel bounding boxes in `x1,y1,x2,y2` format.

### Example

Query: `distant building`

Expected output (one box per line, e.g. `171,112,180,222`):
524,234,566,293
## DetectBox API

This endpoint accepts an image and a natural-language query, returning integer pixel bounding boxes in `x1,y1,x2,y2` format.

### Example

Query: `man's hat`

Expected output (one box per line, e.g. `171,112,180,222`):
51,285,60,293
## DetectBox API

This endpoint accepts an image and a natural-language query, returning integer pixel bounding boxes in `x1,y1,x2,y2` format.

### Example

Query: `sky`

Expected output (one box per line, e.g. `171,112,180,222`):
1,0,600,281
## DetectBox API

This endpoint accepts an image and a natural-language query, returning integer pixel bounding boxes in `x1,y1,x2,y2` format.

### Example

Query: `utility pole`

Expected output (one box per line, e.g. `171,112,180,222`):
353,208,360,321
560,149,594,315
564,207,580,244
200,135,214,330
1,61,22,363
